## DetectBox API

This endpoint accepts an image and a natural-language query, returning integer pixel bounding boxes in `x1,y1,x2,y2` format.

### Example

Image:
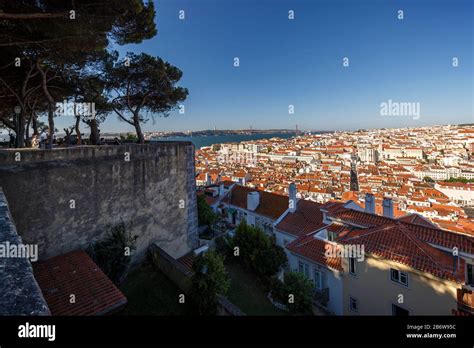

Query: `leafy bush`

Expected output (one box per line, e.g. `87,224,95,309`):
269,276,286,302
197,194,217,227
214,235,232,257
120,133,139,142
231,221,287,283
277,272,314,314
88,221,138,284
190,251,230,315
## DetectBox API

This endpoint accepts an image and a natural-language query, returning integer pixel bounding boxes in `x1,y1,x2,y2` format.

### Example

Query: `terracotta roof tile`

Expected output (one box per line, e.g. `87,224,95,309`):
224,185,288,220
287,235,343,271
33,250,127,315
338,223,465,283
275,200,325,237
331,209,474,254
177,252,195,273
397,213,438,229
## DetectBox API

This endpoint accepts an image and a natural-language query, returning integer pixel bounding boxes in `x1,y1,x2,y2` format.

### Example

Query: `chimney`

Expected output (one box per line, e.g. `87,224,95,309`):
365,193,375,214
247,191,260,211
205,172,211,186
382,197,394,218
289,183,297,213
219,183,225,197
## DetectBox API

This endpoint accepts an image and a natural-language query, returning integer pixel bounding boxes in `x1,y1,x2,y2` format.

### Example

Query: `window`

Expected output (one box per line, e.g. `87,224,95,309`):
392,304,409,316
349,257,357,275
314,270,327,290
298,261,310,278
467,264,474,286
391,268,408,286
349,297,358,313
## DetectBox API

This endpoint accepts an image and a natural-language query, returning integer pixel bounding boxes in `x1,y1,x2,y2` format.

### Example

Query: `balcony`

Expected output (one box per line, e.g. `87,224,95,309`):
456,288,474,315
313,287,329,307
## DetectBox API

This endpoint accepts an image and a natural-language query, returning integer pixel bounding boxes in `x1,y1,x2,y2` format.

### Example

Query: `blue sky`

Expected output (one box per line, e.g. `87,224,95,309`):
60,0,473,133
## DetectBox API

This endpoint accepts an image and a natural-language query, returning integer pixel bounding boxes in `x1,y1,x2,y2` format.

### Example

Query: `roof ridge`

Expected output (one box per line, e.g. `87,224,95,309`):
340,223,396,241
401,219,474,241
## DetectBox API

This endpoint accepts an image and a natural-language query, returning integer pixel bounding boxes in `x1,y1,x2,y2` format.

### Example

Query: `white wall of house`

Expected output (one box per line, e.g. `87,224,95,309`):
226,205,274,235
435,184,474,206
273,229,297,260
288,252,344,315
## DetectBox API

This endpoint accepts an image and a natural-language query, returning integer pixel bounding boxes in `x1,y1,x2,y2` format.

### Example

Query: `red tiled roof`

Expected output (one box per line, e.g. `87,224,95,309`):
338,222,465,283
397,213,438,229
327,222,351,235
331,208,393,227
320,201,349,216
275,200,325,237
33,251,127,315
287,235,343,271
197,190,220,206
177,252,194,273
224,185,289,220
331,208,474,254
405,223,474,255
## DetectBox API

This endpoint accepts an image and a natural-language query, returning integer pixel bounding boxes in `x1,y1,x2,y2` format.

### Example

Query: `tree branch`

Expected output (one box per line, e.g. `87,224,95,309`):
0,12,69,20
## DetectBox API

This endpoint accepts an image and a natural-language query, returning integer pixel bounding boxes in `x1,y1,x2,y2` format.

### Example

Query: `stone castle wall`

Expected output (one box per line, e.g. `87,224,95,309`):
0,142,198,263
0,188,50,315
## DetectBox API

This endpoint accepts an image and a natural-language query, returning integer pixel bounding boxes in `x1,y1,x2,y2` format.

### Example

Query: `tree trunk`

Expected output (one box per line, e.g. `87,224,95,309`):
36,61,55,147
75,114,82,145
32,112,39,136
88,119,100,145
133,111,144,144
25,112,32,146
47,107,54,147
16,111,26,148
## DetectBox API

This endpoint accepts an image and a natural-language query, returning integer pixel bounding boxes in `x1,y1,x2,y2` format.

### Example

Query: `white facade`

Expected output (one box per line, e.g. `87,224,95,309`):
287,252,344,315
435,183,474,206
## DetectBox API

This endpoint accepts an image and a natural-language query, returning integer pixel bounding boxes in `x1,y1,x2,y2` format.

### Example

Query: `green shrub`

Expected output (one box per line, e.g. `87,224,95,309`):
279,272,314,314
190,251,230,315
231,221,287,283
197,194,217,227
88,221,138,284
214,235,232,257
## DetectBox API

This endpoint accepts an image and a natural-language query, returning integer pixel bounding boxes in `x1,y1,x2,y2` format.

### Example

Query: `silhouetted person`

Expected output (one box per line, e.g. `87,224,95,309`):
39,130,47,149
8,133,15,148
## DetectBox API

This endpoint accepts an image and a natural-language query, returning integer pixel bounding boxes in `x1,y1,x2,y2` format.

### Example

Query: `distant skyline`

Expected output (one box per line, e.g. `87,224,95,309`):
51,0,473,133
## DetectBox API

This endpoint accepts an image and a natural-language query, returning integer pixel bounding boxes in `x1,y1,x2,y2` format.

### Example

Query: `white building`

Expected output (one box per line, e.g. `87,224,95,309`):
435,182,474,206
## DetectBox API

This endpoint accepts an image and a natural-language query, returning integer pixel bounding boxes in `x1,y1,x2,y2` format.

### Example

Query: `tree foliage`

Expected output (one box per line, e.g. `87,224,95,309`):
423,176,434,183
197,194,217,227
88,221,138,284
107,52,188,143
232,221,287,282
272,272,314,314
190,251,230,315
0,0,157,147
445,177,474,184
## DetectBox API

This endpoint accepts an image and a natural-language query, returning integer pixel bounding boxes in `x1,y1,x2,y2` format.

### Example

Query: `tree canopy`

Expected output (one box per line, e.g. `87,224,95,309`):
107,53,188,143
197,194,217,227
0,1,184,148
232,221,287,282
190,251,230,315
